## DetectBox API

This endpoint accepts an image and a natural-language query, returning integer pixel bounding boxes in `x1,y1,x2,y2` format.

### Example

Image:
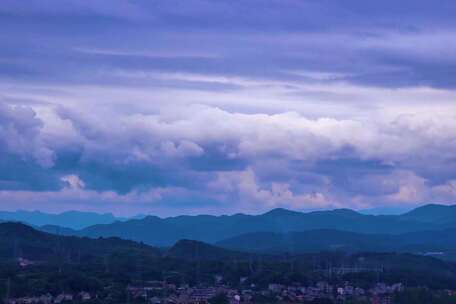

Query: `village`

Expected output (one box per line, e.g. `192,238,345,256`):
4,277,409,304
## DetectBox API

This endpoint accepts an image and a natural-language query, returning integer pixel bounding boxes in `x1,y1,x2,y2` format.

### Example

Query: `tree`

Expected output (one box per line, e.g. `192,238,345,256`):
209,293,229,304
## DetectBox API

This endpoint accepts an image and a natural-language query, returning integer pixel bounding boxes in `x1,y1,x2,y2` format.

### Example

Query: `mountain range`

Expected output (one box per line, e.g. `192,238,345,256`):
1,204,455,252
44,204,456,247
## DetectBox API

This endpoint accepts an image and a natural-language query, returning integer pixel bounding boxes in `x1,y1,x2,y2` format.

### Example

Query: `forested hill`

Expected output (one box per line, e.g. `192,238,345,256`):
0,222,161,261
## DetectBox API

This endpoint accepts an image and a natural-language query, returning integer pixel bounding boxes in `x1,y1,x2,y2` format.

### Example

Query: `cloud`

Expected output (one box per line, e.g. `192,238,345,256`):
160,140,204,158
0,185,179,216
61,174,85,190
2,0,456,90
1,1,456,214
0,102,54,167
432,180,456,202
23,103,453,210
208,168,333,212
2,96,456,214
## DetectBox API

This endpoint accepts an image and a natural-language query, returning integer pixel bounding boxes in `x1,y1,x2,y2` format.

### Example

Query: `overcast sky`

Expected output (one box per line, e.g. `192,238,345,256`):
1,0,456,216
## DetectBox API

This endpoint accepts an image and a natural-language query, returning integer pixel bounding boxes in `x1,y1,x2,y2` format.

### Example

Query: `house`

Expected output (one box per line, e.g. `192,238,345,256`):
78,292,91,301
17,258,34,268
268,284,284,293
54,294,73,303
190,287,218,304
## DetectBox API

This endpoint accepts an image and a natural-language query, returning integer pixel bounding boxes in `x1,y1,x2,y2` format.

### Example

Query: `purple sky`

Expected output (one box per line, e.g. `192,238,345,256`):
1,0,456,216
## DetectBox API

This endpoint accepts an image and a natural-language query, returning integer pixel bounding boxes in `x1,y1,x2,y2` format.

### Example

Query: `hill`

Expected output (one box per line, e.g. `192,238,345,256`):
216,229,456,259
0,222,161,261
216,230,395,253
38,224,79,236
166,239,245,260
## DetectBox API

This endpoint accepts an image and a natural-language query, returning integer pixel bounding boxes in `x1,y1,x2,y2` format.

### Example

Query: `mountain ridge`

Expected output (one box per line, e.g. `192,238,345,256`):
69,204,456,246
400,204,456,224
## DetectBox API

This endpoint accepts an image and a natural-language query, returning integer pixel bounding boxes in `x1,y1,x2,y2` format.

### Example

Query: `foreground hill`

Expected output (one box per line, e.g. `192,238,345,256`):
0,222,161,261
69,204,456,246
3,222,456,299
0,222,246,262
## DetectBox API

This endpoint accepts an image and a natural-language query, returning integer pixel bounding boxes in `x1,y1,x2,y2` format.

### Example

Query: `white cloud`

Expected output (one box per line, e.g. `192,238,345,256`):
0,185,180,216
209,168,334,211
61,174,85,190
384,171,428,203
432,180,456,202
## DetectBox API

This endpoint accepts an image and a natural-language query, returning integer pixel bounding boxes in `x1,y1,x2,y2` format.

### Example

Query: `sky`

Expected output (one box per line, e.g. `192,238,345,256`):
1,0,456,216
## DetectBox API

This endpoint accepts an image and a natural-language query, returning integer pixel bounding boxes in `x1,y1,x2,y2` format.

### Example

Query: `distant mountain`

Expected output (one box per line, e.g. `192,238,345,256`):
0,210,128,229
166,239,245,260
359,206,413,215
0,222,161,261
70,204,456,246
400,204,456,224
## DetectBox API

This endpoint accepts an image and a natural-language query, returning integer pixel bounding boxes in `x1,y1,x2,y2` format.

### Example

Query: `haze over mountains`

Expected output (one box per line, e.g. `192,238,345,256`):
0,210,142,230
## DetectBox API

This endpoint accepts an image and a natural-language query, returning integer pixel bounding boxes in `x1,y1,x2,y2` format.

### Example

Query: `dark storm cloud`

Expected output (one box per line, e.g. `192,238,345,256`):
0,103,59,191
1,0,456,89
0,103,54,167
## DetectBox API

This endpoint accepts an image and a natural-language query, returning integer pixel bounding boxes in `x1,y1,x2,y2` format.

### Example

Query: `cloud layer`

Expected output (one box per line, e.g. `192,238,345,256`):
1,0,456,215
